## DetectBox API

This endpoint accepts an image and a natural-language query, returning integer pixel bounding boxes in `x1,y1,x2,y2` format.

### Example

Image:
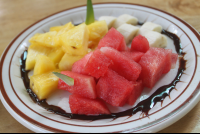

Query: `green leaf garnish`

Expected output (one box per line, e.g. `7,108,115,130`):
85,0,95,25
53,72,74,86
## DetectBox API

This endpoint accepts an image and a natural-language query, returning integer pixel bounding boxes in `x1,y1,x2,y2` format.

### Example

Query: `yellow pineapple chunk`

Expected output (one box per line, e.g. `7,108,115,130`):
49,26,63,32
30,71,59,100
48,47,65,67
58,53,83,71
29,31,60,48
60,23,89,56
88,40,99,51
50,22,74,33
87,20,108,48
57,22,75,36
25,43,52,70
34,55,56,75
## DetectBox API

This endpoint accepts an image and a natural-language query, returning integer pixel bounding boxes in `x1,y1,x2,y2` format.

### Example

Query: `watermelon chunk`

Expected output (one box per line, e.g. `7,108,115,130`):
71,52,93,75
97,69,134,107
69,94,111,115
171,53,178,69
127,80,143,106
131,34,150,53
97,27,127,51
162,49,172,74
139,48,168,89
121,51,144,63
100,47,141,81
57,71,97,99
83,49,113,78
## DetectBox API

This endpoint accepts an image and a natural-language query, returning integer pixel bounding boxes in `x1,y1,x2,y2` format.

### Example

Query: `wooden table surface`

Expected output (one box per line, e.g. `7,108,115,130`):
0,0,200,133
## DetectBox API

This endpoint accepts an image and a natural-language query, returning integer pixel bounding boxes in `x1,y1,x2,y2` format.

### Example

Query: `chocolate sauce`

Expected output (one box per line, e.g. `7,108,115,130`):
20,23,186,120
162,30,183,55
137,22,144,26
138,21,183,55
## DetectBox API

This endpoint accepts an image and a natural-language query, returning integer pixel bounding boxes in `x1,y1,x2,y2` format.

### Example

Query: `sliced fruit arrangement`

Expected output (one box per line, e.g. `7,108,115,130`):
25,2,179,116
131,34,150,53
87,20,108,48
60,23,89,56
69,94,111,115
33,55,56,75
27,20,108,104
127,80,143,106
49,22,74,32
26,20,108,72
100,47,141,82
25,43,53,70
97,27,127,51
138,29,167,48
98,16,116,29
140,22,163,33
99,15,167,48
30,71,60,100
139,47,173,89
96,69,134,107
56,29,178,115
112,14,138,29
117,23,139,44
58,71,97,99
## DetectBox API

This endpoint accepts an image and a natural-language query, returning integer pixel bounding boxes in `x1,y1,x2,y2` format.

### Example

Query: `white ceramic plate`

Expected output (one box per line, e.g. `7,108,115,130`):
1,3,200,133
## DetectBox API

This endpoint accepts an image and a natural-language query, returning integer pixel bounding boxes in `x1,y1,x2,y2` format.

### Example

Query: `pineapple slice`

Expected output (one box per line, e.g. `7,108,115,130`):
87,20,108,48
25,43,52,70
58,53,84,71
34,55,56,75
49,25,64,32
57,22,74,36
60,23,89,56
48,47,65,67
30,71,59,100
88,40,99,51
50,22,74,33
29,31,60,48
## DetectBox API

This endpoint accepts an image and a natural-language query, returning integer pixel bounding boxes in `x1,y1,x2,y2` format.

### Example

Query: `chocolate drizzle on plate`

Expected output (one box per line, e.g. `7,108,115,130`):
20,22,186,120
161,30,183,55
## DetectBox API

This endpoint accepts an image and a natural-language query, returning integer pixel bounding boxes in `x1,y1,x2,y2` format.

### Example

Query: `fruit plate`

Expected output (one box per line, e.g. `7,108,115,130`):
0,3,200,133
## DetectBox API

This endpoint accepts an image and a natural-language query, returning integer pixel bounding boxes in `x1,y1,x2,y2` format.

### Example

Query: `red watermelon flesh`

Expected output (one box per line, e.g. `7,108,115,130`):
100,47,142,82
131,34,150,53
126,47,131,52
57,71,97,99
139,48,168,89
83,49,113,79
121,51,144,63
71,52,93,75
171,53,178,69
97,27,127,51
96,69,134,107
69,94,111,115
127,80,143,106
162,49,172,74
